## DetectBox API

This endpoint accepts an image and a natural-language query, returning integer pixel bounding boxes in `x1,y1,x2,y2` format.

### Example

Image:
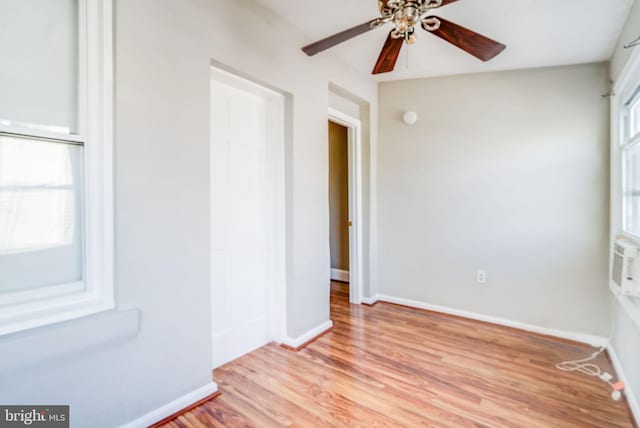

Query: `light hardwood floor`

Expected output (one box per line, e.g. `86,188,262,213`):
160,282,636,427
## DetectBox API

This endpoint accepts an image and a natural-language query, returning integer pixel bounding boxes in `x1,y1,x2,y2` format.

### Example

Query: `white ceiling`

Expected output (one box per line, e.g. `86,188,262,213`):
255,0,634,81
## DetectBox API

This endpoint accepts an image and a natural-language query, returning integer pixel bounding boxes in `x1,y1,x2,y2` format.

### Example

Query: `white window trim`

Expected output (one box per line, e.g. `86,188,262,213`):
611,43,640,330
614,47,640,247
620,99,640,241
0,0,114,336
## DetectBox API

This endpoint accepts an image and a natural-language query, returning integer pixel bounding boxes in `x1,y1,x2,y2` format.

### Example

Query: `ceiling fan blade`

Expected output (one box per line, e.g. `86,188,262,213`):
372,32,404,74
302,20,378,56
423,17,505,61
439,0,462,6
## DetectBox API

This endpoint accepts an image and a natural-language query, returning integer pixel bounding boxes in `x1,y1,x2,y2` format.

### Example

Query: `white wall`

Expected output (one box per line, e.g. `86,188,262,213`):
609,0,640,419
0,0,377,426
377,63,611,336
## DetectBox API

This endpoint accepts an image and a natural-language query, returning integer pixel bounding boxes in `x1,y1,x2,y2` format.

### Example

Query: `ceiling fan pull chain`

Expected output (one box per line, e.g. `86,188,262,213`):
404,31,412,69
406,41,409,69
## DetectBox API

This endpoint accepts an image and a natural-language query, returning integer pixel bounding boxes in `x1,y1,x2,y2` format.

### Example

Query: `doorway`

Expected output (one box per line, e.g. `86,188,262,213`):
328,108,363,305
328,121,350,292
210,67,286,369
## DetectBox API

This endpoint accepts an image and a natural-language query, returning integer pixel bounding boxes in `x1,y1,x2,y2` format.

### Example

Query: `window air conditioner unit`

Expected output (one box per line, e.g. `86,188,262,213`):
612,239,640,297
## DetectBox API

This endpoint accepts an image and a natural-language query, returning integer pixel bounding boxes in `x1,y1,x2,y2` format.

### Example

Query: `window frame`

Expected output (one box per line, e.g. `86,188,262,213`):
0,0,114,335
621,88,640,240
610,40,640,331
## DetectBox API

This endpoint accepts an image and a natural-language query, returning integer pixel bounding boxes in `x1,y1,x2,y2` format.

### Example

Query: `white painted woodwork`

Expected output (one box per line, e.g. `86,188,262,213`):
210,79,272,369
328,108,363,305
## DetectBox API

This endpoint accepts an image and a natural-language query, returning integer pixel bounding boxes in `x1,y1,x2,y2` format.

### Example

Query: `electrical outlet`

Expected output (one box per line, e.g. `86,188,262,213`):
476,270,487,284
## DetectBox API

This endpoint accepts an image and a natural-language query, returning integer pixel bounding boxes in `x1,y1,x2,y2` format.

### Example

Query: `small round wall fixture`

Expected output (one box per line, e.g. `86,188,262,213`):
403,110,418,125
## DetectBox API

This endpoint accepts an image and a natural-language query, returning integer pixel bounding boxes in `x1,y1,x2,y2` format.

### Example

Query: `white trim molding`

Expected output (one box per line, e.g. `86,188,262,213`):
0,0,114,336
329,107,364,305
361,296,380,306
210,65,288,346
282,320,333,349
330,269,349,282
370,294,608,347
607,343,640,425
121,382,218,428
608,22,640,428
610,30,640,328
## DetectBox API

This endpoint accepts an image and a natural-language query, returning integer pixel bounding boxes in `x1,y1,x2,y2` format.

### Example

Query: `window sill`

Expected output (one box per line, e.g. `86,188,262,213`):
0,307,139,374
0,286,115,336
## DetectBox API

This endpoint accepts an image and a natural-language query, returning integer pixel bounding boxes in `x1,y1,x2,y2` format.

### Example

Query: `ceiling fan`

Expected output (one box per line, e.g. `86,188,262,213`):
301,0,506,75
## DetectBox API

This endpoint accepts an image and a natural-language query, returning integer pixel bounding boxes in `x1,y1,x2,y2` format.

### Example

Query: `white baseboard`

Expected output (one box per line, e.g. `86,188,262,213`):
122,381,218,428
361,296,379,305
282,320,333,349
607,343,640,424
373,294,608,347
330,268,349,282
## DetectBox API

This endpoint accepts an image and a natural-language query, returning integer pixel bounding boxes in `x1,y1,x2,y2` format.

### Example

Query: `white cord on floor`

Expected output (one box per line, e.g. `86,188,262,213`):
555,347,606,377
555,346,622,400
554,286,624,401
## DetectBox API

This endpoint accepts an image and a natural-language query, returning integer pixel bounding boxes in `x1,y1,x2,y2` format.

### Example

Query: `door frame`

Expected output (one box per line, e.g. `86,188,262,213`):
328,107,363,305
210,66,287,348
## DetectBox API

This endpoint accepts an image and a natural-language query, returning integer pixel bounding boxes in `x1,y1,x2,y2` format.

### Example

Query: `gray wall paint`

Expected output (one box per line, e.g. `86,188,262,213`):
0,0,377,426
378,63,611,335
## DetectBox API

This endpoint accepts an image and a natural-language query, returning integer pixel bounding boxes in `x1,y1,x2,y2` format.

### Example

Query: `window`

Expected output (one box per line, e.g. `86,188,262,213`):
622,89,640,238
0,0,113,335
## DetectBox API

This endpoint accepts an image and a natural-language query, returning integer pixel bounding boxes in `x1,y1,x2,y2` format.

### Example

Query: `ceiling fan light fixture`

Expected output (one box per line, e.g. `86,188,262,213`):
388,1,443,43
396,15,409,32
422,17,441,32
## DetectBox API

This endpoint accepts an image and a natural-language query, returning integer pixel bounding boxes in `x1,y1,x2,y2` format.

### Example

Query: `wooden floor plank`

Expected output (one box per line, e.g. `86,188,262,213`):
159,281,635,427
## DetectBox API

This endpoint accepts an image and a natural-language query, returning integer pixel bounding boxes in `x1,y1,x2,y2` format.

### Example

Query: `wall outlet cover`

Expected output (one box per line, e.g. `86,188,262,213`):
477,270,487,284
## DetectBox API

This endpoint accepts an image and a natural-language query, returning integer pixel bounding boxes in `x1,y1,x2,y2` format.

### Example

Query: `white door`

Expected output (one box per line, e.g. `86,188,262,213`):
210,79,271,368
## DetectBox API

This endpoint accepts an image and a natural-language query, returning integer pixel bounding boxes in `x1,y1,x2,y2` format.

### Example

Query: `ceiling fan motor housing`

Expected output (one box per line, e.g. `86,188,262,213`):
378,0,443,39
